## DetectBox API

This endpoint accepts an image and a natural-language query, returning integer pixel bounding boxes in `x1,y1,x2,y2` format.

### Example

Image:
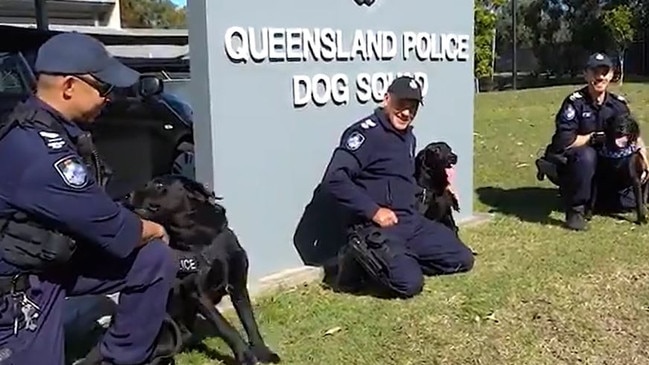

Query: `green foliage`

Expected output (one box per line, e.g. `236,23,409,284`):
475,0,506,78
602,5,635,51
120,0,186,29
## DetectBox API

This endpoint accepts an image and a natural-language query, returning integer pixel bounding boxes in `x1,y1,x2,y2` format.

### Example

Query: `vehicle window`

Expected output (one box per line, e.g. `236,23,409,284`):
160,92,193,123
0,52,31,94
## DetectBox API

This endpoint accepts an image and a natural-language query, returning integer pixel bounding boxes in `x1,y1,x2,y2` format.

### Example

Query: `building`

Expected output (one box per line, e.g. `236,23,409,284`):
0,0,189,59
0,0,122,29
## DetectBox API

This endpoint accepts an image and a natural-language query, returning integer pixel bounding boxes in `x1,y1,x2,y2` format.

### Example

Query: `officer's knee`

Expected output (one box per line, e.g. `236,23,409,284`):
386,256,424,298
455,246,475,273
131,240,177,285
568,146,597,172
388,275,423,298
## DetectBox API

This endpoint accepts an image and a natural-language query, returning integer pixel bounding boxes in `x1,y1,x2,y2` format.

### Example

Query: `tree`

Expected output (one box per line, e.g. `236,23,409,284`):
474,0,506,79
602,5,635,84
120,0,186,29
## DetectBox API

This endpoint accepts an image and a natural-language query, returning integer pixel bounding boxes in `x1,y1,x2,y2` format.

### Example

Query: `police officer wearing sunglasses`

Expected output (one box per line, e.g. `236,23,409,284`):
0,32,177,364
321,76,474,298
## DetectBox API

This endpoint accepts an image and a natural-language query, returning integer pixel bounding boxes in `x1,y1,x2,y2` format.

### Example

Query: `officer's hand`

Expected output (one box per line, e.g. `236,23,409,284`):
372,208,398,228
140,219,170,246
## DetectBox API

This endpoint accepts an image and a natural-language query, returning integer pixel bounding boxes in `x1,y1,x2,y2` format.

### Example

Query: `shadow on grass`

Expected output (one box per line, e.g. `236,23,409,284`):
475,186,564,226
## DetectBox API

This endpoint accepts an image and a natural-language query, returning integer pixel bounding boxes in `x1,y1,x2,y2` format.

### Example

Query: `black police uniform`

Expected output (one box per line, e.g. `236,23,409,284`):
0,33,177,365
539,53,631,229
321,76,474,298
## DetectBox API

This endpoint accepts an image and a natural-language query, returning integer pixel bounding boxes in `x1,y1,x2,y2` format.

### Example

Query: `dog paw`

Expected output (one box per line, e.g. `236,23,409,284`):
235,349,258,365
250,345,281,363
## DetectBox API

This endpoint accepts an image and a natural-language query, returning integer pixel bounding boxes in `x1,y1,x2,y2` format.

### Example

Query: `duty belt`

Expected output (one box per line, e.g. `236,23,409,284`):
0,274,29,297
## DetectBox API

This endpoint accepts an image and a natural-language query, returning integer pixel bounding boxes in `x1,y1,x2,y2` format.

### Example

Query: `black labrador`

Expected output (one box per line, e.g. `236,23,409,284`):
125,175,281,365
590,114,649,224
414,141,460,234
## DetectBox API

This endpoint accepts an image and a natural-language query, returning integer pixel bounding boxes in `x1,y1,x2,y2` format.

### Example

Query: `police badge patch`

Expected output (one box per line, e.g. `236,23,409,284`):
563,104,576,120
345,131,365,150
54,156,88,188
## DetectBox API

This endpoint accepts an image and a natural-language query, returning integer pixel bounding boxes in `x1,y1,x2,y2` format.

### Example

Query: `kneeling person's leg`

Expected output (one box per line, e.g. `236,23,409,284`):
561,146,597,230
408,218,474,275
65,240,177,365
345,229,424,298
0,276,67,365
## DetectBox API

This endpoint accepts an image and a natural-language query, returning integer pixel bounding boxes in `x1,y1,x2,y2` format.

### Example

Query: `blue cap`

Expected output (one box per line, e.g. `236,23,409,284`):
585,52,614,70
34,32,139,88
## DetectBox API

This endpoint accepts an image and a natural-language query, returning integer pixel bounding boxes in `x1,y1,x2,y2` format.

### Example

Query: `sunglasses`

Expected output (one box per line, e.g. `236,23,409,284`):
74,75,114,97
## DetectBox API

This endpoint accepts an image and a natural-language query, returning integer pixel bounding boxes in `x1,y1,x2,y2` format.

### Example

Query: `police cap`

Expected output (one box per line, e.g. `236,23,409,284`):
35,32,140,88
585,52,614,70
386,76,423,104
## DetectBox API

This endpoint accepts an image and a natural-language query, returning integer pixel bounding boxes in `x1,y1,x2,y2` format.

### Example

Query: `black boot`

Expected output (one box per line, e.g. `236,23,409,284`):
334,246,366,294
566,205,587,231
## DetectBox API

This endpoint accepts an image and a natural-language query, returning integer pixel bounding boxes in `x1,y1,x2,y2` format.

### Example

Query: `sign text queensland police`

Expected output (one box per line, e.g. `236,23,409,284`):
223,27,471,107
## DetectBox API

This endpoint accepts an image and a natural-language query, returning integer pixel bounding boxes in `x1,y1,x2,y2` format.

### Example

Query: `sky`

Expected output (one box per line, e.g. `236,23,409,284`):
170,0,186,7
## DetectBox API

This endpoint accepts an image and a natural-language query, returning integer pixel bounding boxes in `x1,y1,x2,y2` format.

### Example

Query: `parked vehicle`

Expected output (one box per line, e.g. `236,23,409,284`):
0,37,195,198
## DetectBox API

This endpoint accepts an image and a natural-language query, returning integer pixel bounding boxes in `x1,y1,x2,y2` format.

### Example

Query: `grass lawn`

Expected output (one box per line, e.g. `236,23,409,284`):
177,83,649,365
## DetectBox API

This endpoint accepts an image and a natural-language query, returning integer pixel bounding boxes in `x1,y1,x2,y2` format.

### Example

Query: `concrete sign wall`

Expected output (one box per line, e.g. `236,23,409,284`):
188,0,474,282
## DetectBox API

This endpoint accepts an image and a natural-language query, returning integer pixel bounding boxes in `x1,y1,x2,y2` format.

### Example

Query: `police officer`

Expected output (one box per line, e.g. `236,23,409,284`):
536,52,647,231
321,76,475,298
0,33,177,364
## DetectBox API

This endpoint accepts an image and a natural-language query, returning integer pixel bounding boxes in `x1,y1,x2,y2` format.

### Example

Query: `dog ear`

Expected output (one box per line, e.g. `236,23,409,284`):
183,179,222,205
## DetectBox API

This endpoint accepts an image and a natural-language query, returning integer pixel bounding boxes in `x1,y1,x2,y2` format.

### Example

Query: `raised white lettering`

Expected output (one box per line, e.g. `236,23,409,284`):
224,26,248,62
224,26,469,108
400,32,472,62
223,27,415,63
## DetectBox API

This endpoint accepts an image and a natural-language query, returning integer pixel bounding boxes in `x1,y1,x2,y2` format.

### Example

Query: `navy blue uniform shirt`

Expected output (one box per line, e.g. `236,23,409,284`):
550,86,630,151
322,107,418,220
0,97,142,275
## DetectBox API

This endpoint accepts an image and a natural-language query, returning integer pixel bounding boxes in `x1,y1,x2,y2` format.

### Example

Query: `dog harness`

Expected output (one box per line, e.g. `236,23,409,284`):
174,240,224,278
598,143,638,159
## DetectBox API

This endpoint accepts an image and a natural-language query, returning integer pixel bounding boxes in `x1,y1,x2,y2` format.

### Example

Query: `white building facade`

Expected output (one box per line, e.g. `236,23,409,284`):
0,0,122,29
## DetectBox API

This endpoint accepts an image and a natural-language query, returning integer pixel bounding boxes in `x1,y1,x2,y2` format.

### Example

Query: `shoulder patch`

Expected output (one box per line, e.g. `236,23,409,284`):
38,130,66,150
53,155,88,188
359,119,376,129
345,131,365,151
568,92,582,101
614,93,627,103
563,103,576,120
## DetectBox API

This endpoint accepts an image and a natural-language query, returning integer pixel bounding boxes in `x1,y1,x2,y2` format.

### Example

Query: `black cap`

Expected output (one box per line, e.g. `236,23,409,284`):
585,52,614,70
35,32,140,88
386,76,423,104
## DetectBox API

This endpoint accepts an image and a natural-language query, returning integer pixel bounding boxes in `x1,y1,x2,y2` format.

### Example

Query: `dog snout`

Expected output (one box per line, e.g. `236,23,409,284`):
449,153,458,166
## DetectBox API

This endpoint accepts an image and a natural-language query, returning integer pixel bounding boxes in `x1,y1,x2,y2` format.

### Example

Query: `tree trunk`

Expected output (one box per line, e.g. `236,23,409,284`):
619,48,625,85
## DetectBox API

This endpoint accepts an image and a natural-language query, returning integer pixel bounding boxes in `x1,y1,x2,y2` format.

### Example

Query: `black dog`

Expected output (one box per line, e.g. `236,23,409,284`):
126,175,281,365
414,141,460,234
590,114,649,224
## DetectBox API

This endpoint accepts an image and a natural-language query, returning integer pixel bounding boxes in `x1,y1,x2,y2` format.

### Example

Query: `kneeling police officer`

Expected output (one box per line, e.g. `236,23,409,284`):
0,33,177,364
321,76,475,298
535,52,648,231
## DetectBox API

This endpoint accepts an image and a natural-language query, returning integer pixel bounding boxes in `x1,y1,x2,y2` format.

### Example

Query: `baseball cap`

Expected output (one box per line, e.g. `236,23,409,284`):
585,52,614,70
35,32,140,88
386,76,423,104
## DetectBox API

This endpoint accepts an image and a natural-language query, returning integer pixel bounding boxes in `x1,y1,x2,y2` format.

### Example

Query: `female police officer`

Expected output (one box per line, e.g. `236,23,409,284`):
321,76,474,298
536,52,648,231
0,33,177,364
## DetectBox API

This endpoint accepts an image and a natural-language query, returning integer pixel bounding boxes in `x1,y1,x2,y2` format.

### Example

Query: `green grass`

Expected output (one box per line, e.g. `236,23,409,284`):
177,82,649,365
